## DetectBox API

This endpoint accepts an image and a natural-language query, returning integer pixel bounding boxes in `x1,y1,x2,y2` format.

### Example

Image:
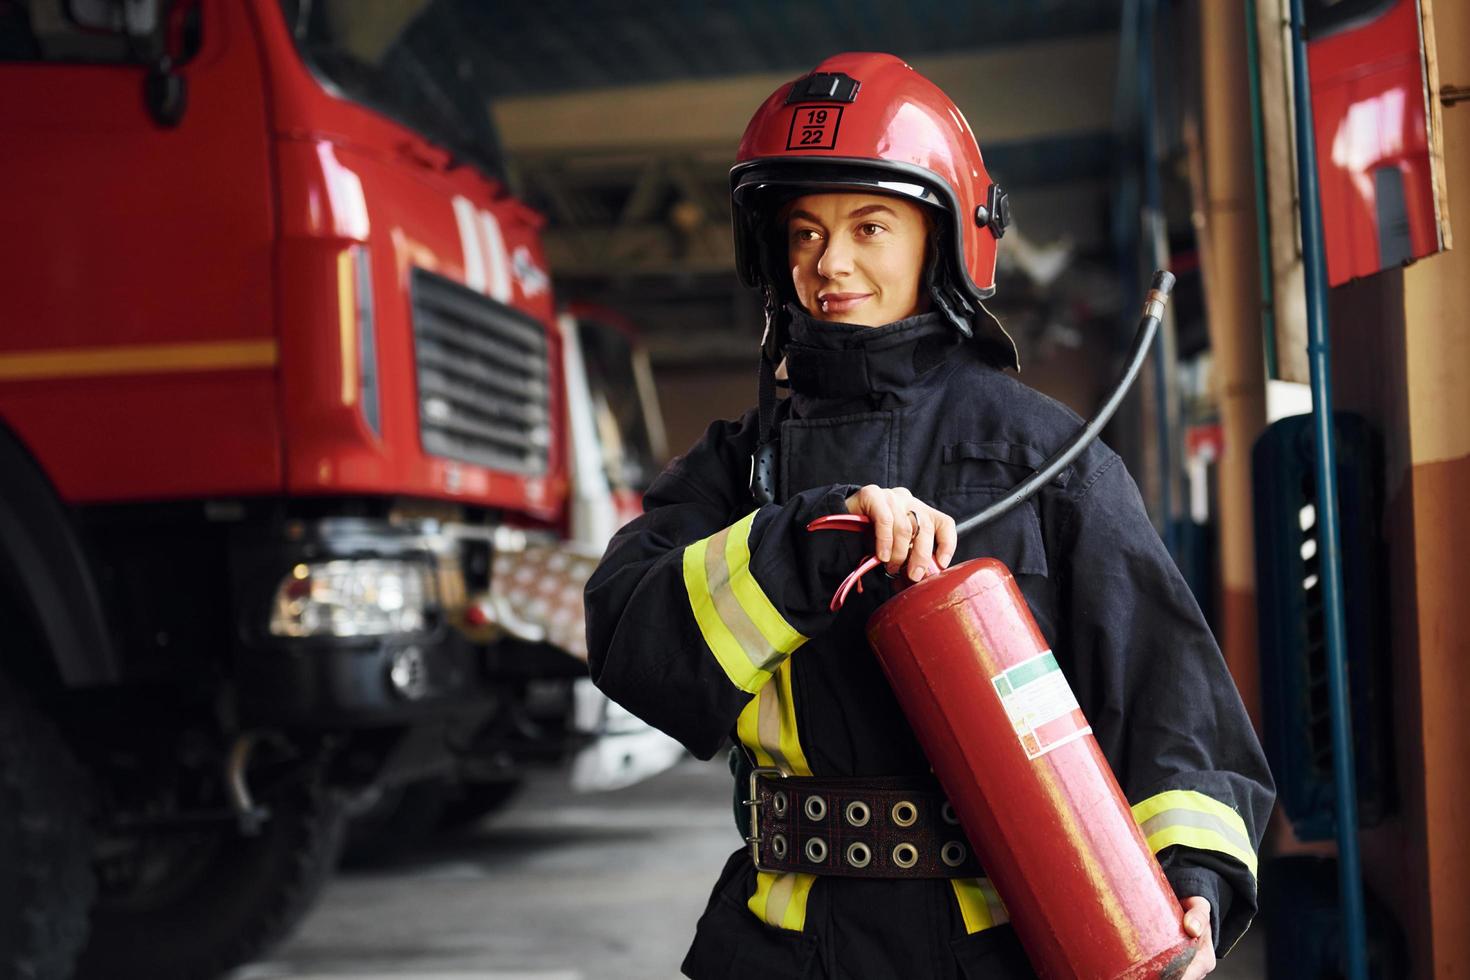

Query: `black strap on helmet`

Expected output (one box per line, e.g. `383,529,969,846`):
750,355,779,506
750,273,785,506
924,224,974,340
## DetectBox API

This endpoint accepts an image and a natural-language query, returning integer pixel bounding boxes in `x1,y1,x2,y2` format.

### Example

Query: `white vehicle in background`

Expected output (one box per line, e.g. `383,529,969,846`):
560,304,684,792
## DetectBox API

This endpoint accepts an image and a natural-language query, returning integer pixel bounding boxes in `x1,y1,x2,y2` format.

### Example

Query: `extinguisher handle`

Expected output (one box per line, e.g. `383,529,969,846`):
808,513,874,610
806,513,939,612
805,513,871,533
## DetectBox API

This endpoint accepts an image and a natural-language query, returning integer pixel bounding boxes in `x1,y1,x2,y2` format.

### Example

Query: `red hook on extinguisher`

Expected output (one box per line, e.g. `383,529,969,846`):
805,513,941,612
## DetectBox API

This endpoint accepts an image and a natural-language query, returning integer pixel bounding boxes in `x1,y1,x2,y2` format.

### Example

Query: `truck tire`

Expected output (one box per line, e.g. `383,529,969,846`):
0,671,96,980
73,765,345,980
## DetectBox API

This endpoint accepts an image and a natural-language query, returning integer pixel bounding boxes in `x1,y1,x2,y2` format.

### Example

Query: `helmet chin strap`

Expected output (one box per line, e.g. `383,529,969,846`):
928,279,975,340
750,354,779,506
750,277,784,506
923,225,974,340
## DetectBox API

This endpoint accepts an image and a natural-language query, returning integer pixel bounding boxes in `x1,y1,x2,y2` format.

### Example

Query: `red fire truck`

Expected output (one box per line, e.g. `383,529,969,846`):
0,1,626,977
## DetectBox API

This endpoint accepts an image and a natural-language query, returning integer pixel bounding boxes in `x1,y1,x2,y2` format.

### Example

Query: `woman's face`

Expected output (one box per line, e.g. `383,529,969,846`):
786,192,931,327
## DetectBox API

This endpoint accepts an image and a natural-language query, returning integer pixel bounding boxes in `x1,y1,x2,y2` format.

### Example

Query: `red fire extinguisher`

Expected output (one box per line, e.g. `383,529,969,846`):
811,272,1198,980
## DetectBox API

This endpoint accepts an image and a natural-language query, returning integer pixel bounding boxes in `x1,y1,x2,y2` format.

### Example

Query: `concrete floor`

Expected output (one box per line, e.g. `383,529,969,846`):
232,755,1267,979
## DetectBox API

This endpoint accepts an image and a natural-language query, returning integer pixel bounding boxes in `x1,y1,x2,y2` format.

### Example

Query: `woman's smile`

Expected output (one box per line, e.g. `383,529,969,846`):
818,291,873,314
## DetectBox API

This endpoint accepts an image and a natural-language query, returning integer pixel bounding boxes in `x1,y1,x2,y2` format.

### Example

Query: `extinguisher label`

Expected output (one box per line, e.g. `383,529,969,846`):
991,651,1092,760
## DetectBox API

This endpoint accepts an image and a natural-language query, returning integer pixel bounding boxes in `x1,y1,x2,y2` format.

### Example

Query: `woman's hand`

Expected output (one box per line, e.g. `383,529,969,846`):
1179,896,1216,980
843,485,957,582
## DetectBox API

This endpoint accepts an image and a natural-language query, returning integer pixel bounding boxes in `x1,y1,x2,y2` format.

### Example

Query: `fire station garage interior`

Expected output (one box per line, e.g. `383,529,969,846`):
1,1,1467,978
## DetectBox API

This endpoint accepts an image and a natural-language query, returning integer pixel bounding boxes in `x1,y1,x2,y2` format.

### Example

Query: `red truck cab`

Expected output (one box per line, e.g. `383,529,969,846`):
0,2,584,976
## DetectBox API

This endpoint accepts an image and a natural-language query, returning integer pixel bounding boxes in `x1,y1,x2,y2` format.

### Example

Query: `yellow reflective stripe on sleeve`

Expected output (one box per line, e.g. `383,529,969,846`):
1131,790,1258,877
1132,789,1250,836
724,511,807,655
683,537,770,693
749,871,816,931
682,512,806,694
950,877,1009,934
705,525,785,670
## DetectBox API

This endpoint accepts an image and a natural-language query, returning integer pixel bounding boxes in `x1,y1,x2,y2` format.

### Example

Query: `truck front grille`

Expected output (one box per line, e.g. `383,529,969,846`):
410,268,552,475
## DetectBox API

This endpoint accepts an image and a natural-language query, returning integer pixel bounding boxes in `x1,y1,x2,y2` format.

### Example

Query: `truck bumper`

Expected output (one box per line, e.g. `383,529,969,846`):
235,631,487,727
231,516,493,728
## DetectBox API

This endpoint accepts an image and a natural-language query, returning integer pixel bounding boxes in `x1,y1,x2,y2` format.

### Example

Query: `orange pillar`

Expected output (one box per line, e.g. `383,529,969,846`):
1400,3,1470,971
1197,0,1267,724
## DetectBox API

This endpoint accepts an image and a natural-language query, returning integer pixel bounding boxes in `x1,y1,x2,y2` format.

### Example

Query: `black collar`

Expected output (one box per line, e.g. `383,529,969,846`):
784,306,965,405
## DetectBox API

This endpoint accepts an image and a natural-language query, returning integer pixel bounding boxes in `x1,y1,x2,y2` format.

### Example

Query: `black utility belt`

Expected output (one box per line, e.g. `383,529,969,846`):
745,769,983,879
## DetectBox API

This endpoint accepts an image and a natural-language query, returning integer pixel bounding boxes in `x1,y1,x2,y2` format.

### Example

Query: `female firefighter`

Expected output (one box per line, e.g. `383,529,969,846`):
584,53,1273,979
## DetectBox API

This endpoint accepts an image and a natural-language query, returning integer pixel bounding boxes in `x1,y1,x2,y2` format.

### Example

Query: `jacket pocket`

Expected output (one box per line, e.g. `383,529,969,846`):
950,924,1037,979
681,892,820,980
939,440,1073,494
936,486,1049,579
779,411,895,503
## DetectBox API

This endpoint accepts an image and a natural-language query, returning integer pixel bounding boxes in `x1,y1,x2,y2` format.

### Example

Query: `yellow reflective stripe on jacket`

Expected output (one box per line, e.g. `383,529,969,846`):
950,877,1009,934
749,870,816,931
736,660,812,776
682,511,807,693
738,657,816,932
1131,789,1258,877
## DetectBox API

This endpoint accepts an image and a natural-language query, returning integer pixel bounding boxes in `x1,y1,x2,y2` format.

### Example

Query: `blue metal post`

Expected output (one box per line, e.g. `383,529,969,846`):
1285,3,1370,977
1243,0,1279,378
1138,0,1179,559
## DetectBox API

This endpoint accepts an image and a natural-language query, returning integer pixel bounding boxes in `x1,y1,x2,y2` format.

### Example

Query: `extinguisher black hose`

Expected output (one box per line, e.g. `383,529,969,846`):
954,269,1174,539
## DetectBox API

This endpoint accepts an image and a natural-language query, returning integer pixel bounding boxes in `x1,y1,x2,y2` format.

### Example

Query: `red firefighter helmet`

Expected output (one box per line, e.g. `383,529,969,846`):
731,52,1018,370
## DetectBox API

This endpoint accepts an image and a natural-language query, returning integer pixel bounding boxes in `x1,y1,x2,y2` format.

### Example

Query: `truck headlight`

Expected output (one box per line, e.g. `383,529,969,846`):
269,559,436,638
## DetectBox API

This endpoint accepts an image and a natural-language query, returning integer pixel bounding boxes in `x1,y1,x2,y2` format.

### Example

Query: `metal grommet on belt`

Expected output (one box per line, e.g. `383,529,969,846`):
771,833,788,860
805,837,829,864
940,840,967,867
891,800,918,827
846,841,872,869
940,800,959,825
804,794,828,821
844,800,871,827
772,790,788,817
892,842,919,869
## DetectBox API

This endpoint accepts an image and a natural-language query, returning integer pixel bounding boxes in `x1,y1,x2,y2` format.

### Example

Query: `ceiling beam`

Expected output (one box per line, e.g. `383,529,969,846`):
493,33,1117,153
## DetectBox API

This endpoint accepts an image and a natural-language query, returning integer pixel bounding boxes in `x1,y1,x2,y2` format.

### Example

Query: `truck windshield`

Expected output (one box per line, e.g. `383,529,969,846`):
577,320,659,494
276,0,506,181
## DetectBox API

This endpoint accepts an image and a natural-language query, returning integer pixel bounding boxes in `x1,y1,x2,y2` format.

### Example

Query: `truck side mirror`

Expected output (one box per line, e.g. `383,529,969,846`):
64,0,190,127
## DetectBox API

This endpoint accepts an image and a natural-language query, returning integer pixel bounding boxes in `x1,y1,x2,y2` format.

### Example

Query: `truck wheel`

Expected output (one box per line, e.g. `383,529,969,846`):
73,764,345,980
340,777,450,867
0,672,96,980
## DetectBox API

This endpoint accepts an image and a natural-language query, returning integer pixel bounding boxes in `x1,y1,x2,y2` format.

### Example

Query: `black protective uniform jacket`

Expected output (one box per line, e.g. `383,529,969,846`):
585,309,1274,979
